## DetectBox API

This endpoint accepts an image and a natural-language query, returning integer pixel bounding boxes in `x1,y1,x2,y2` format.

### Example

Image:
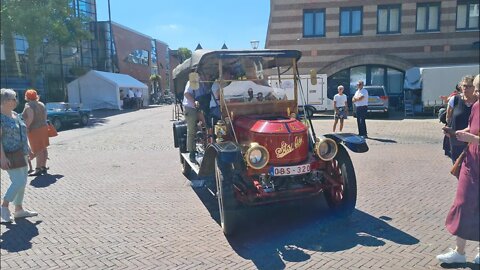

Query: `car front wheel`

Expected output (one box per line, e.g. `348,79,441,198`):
215,159,240,236
323,145,357,216
80,114,89,126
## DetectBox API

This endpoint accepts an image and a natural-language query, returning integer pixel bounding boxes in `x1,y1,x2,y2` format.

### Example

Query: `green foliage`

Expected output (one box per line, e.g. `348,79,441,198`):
1,0,93,89
149,74,161,82
177,47,192,64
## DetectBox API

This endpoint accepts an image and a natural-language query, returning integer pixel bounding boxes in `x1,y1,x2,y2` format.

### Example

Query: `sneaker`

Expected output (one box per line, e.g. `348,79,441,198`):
1,207,12,222
436,248,466,264
474,253,480,264
14,209,38,219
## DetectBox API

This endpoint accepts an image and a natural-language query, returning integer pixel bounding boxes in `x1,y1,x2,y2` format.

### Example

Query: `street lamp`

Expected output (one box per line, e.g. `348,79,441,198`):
250,40,259,50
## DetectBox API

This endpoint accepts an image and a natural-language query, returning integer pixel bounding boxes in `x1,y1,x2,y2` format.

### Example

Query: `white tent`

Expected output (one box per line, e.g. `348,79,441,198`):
67,70,148,110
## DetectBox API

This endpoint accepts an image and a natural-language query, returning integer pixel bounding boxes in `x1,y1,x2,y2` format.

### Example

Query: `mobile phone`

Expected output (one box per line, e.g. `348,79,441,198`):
442,126,456,136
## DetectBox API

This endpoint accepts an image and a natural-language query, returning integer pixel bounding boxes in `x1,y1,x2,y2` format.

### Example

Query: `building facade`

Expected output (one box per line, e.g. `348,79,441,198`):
96,22,169,92
266,0,479,108
1,0,98,102
1,1,172,104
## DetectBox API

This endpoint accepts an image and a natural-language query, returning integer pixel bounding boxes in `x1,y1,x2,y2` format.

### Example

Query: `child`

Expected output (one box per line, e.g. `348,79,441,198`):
333,85,348,132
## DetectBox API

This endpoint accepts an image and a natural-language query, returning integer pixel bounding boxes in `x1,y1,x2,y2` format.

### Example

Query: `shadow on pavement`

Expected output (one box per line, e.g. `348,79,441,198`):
366,137,398,143
30,174,64,188
191,183,419,270
440,262,479,270
0,220,42,252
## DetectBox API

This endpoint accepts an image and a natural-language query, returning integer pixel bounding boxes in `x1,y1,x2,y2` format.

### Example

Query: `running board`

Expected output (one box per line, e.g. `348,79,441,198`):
181,153,201,175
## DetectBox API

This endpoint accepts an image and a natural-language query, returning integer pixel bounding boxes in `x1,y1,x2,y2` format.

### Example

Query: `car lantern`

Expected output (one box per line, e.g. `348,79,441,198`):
314,137,338,161
245,143,270,169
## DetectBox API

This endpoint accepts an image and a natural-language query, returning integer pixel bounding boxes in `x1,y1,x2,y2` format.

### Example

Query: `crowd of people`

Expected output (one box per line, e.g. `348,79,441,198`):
0,88,49,223
120,88,144,109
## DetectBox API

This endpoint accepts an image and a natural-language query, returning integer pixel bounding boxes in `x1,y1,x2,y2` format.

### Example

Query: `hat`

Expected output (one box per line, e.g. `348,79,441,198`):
25,89,39,101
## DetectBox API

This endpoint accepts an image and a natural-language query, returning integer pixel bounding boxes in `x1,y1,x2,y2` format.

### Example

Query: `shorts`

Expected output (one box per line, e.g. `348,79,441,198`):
334,107,348,120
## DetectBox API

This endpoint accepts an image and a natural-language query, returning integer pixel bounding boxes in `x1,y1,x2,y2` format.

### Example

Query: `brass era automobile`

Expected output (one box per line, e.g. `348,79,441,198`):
172,49,368,235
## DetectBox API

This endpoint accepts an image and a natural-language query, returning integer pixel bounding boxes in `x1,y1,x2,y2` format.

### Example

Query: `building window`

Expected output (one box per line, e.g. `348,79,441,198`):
456,1,479,30
378,5,401,34
125,49,149,66
303,9,326,37
416,2,441,32
340,7,363,36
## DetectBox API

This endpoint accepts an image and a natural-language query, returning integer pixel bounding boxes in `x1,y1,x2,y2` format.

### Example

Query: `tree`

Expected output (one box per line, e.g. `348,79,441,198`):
149,74,162,94
1,0,93,90
177,47,192,64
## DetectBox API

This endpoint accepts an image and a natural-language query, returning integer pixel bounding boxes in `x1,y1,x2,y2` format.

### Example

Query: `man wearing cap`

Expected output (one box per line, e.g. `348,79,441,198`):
22,89,50,176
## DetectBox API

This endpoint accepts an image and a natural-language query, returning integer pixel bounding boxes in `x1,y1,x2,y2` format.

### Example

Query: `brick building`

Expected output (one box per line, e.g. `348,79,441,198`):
266,0,479,107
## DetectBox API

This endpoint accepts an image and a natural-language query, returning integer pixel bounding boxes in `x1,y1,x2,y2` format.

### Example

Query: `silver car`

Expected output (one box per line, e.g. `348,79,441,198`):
354,86,389,117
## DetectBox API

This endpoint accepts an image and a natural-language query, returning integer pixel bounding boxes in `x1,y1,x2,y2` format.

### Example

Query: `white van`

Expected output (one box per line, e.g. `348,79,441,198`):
269,74,332,115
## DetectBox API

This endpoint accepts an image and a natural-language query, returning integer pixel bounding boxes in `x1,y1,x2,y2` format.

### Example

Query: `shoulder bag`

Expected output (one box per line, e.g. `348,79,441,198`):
450,131,480,178
4,117,27,169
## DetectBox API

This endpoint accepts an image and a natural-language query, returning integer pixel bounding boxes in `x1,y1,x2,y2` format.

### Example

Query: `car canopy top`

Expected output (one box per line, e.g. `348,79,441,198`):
172,49,302,98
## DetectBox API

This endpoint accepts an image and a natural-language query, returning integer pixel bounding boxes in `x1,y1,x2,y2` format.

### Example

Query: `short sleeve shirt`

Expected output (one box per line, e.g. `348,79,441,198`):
1,112,29,154
333,94,347,108
353,88,369,107
182,81,196,108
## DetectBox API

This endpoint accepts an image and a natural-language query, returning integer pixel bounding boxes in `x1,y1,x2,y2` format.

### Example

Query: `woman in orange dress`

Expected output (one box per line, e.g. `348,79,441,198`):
22,89,49,176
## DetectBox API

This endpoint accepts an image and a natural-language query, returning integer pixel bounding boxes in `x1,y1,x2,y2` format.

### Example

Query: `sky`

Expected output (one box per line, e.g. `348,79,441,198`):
96,0,270,51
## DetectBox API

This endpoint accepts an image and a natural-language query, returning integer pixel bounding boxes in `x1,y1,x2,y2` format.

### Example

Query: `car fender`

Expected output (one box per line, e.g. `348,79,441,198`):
198,141,243,177
324,133,369,153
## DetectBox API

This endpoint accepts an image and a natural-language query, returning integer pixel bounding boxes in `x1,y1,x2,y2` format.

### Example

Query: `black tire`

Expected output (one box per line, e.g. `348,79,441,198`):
323,145,357,216
181,154,191,177
52,118,62,131
80,114,89,126
215,159,239,236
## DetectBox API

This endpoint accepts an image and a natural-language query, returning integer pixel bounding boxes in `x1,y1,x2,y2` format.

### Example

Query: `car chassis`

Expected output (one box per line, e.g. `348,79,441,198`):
172,49,368,235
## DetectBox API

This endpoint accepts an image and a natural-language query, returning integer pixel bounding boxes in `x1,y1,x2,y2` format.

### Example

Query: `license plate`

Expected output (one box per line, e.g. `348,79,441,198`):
270,164,311,176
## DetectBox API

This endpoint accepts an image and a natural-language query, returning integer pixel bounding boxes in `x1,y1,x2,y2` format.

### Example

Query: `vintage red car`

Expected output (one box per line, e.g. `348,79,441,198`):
172,49,368,235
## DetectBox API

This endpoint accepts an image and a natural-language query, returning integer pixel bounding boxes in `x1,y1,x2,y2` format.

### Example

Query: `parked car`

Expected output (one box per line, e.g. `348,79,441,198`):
353,86,389,117
46,102,92,131
172,49,369,235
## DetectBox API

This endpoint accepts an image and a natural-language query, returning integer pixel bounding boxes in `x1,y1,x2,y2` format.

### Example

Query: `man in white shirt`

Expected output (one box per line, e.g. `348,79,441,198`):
333,85,348,132
134,89,143,109
352,80,369,137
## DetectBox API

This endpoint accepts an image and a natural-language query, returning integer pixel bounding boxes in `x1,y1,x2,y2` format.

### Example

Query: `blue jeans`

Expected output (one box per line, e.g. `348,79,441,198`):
3,163,28,206
356,106,368,136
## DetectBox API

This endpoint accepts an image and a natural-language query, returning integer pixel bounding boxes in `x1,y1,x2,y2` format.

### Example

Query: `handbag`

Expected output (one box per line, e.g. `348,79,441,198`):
5,150,27,169
450,149,466,178
450,131,479,178
47,122,58,137
4,117,27,169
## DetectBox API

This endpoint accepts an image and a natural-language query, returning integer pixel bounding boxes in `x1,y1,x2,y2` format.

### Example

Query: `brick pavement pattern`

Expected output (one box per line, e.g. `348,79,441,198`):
1,106,479,269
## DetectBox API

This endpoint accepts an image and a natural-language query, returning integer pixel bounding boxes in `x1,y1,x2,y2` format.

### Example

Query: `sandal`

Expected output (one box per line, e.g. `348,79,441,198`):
41,166,49,174
28,168,43,177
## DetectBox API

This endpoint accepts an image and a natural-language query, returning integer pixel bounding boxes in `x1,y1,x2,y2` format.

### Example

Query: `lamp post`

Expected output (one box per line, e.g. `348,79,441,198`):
250,40,259,50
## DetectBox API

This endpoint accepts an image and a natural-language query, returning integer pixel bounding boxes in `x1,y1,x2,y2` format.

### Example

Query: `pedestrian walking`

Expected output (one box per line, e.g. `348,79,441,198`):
445,76,478,162
134,89,143,109
436,74,480,265
22,89,50,176
1,88,38,222
333,85,348,132
352,80,368,137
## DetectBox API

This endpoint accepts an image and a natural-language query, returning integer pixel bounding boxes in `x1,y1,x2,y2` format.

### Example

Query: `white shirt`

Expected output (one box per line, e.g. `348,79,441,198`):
353,88,369,107
134,90,142,98
333,94,347,108
128,89,135,98
182,81,196,108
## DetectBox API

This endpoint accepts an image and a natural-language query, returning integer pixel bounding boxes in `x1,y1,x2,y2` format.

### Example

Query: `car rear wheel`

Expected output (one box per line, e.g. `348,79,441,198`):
323,145,357,216
80,114,89,126
52,118,62,131
215,159,240,236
